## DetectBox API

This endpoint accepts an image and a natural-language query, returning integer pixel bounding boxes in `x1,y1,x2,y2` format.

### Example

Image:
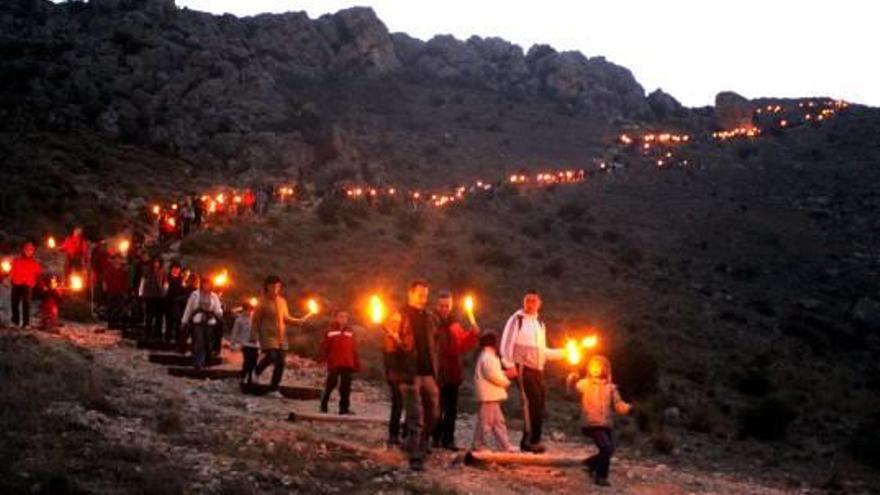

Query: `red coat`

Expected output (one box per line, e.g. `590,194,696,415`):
61,234,88,260
10,256,42,287
103,265,129,295
320,324,360,372
435,314,479,385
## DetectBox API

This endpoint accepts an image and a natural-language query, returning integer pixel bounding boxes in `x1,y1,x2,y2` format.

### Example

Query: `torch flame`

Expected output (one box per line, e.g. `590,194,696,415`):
581,334,598,349
212,270,229,288
1,259,11,274
69,273,84,292
306,298,319,315
118,239,130,255
463,295,474,314
565,339,582,366
151,205,161,216
369,295,385,325
46,236,56,249
248,297,259,307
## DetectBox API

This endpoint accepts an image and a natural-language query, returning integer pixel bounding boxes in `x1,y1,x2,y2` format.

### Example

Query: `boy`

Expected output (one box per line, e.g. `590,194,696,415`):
230,300,259,384
319,310,360,415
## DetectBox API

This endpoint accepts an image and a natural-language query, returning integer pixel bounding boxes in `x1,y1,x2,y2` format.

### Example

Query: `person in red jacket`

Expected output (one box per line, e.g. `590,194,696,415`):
319,309,360,415
61,227,89,282
9,242,42,328
432,290,479,451
103,254,130,330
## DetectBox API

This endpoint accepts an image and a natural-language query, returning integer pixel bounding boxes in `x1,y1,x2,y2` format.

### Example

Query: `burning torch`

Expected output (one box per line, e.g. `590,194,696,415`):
463,295,478,327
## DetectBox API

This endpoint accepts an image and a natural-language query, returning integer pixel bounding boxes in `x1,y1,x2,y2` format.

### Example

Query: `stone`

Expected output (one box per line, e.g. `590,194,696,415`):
715,91,755,129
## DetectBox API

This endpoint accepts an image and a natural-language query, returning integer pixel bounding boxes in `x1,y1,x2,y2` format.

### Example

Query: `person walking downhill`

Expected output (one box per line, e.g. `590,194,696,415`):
164,261,188,345
471,331,517,452
251,276,311,398
9,242,42,329
180,275,223,370
499,289,565,454
60,227,89,283
230,300,258,385
103,254,129,330
319,310,360,415
384,279,440,472
567,355,633,487
138,257,167,341
432,290,478,451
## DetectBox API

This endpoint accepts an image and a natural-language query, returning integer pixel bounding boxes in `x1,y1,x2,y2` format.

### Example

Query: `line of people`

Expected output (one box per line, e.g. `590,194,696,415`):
221,276,633,485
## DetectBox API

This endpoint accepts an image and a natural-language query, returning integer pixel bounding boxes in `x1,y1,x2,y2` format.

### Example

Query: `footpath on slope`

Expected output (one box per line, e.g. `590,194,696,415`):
28,321,811,495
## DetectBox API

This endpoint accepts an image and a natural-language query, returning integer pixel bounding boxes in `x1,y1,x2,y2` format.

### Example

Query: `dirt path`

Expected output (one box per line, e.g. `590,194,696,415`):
45,323,808,495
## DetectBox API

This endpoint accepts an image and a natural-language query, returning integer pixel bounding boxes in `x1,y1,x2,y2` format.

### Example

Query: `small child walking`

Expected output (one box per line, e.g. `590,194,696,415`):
471,331,516,452
319,310,359,415
569,355,633,487
230,300,258,385
38,275,63,333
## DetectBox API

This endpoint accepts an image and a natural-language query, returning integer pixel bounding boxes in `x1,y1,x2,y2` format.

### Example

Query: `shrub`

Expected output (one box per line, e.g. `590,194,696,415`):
475,246,515,269
568,225,595,243
471,229,497,245
611,339,661,399
556,201,586,222
316,198,343,225
738,395,797,441
651,432,676,454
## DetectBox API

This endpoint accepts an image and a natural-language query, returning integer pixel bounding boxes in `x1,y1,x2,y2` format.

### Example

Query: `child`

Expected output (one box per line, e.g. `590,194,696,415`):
471,331,516,452
569,355,633,487
319,310,359,415
39,275,63,333
230,300,258,385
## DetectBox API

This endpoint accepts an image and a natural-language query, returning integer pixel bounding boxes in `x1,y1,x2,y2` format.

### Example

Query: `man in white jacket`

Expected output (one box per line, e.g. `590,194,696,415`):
499,289,564,453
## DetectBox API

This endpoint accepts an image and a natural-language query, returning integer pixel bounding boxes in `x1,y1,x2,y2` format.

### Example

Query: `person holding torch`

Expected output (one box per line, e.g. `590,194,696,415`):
251,275,313,398
9,242,42,329
431,290,478,451
499,289,565,454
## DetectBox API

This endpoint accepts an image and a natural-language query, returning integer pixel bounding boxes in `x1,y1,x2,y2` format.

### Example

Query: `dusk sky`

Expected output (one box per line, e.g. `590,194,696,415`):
174,0,879,107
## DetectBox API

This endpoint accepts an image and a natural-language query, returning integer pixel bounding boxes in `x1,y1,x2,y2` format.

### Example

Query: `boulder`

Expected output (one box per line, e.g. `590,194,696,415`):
715,91,754,129
648,88,686,118
322,7,401,76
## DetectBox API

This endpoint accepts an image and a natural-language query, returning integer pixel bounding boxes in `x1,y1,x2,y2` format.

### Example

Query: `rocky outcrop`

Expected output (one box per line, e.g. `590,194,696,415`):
317,7,401,76
715,91,755,129
648,89,686,119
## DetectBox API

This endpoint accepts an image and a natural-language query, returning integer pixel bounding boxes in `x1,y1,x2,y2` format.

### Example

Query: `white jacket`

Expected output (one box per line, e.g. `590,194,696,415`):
230,313,258,349
181,290,223,326
474,347,510,402
499,309,564,370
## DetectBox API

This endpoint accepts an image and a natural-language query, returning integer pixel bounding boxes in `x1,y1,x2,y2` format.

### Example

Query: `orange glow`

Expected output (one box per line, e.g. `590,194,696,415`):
1,259,11,274
118,239,130,255
369,295,386,325
212,270,229,288
581,334,598,349
69,273,85,292
151,205,161,216
248,297,259,307
306,298,320,315
46,236,56,249
216,193,226,204
166,217,176,228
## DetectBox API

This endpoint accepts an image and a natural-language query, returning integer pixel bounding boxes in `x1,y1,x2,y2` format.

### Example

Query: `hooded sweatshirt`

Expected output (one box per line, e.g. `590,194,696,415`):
474,346,510,402
499,309,565,370
574,356,632,428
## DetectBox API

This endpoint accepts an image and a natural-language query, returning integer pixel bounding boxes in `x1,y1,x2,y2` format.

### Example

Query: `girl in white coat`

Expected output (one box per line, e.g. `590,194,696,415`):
471,331,516,452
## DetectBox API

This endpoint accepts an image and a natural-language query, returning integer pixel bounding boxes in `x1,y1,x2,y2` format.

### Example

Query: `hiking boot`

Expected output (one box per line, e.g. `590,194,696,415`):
521,442,547,454
339,410,356,416
442,444,460,452
594,478,611,487
267,391,284,399
320,403,328,414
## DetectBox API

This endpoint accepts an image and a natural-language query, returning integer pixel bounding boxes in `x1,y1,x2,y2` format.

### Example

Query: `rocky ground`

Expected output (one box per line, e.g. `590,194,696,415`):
6,322,847,495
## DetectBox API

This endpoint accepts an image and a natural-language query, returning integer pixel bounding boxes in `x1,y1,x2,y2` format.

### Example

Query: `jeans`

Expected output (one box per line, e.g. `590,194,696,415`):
241,346,259,383
433,383,461,447
255,348,286,391
388,381,403,441
164,299,185,343
321,367,353,413
400,375,440,462
583,427,615,481
10,285,32,327
472,401,513,451
192,323,213,369
517,365,546,446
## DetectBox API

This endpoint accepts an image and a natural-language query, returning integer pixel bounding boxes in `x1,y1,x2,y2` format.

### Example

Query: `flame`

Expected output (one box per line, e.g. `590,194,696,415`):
463,295,475,314
306,298,319,315
118,239,130,255
1,259,11,274
212,270,229,288
166,217,176,228
248,297,259,307
565,339,582,366
46,236,56,249
369,295,385,325
151,205,161,216
69,273,84,292
581,334,598,349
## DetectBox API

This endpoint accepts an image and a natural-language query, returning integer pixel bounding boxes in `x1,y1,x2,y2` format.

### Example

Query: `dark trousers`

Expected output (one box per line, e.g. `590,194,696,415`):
255,348,286,391
388,381,403,440
321,367,353,413
192,323,213,369
518,366,546,446
164,300,185,343
583,427,615,481
433,382,461,447
241,346,259,382
144,297,165,340
106,293,127,330
10,285,32,327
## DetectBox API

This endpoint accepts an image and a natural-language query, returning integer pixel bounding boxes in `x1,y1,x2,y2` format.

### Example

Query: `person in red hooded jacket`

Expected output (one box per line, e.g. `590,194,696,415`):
61,227,89,282
431,290,478,451
9,242,42,328
319,309,360,415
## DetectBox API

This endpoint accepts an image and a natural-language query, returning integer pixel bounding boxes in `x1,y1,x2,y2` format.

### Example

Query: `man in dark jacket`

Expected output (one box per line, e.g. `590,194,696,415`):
431,290,478,451
384,279,440,472
139,257,167,341
319,310,360,415
164,261,187,344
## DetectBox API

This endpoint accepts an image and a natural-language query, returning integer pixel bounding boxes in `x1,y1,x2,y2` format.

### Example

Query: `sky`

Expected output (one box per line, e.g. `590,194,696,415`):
175,0,878,107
